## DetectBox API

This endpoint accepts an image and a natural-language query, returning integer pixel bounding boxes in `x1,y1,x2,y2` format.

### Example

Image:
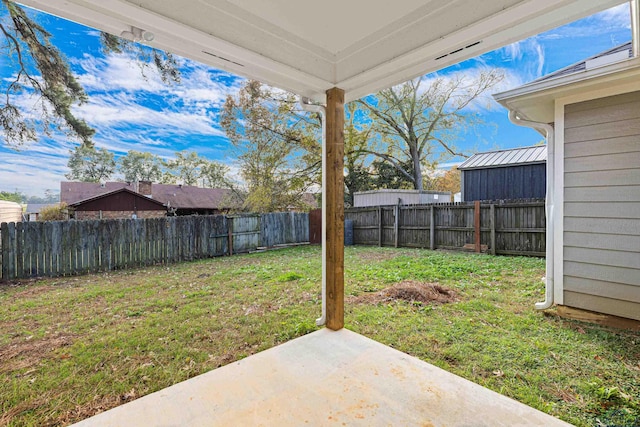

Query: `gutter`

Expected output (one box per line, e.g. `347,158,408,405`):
508,111,555,310
299,96,327,326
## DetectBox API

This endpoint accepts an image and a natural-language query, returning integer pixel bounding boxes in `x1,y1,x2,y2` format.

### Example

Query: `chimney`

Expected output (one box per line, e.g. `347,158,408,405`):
138,181,152,197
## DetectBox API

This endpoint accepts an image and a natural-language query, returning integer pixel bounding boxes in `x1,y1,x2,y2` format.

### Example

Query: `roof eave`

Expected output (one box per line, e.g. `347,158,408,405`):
493,56,640,122
70,188,166,208
459,160,546,171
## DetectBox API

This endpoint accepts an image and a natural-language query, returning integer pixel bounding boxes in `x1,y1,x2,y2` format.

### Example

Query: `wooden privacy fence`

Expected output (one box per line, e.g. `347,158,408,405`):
0,212,309,281
345,200,545,256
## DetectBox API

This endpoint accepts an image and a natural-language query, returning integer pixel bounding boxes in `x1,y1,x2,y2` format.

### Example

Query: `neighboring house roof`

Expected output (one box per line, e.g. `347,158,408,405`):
458,145,546,170
26,203,58,214
152,185,233,210
68,188,166,208
533,42,632,83
61,182,236,210
61,182,129,204
493,43,639,123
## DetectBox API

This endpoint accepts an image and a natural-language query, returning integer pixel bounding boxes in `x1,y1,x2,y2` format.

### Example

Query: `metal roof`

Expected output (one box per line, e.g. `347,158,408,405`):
458,145,546,170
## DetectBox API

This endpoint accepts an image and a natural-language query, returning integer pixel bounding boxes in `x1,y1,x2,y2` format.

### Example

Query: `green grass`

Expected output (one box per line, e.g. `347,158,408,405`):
0,246,638,426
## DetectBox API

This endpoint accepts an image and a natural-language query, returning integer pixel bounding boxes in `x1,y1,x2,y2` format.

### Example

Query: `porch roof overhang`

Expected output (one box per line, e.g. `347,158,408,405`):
494,56,640,123
18,0,625,102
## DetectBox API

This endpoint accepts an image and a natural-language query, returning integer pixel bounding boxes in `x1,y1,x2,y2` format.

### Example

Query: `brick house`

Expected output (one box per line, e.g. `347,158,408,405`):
68,188,167,220
62,181,238,218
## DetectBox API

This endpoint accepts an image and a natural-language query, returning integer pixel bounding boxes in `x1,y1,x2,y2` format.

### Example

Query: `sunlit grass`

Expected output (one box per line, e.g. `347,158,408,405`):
0,246,638,426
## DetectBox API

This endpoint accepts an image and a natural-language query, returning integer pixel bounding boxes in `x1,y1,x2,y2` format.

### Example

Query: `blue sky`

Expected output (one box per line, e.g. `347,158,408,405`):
0,3,632,197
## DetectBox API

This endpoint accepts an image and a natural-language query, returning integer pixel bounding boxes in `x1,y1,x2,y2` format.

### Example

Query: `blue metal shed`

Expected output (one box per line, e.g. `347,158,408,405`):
458,145,546,201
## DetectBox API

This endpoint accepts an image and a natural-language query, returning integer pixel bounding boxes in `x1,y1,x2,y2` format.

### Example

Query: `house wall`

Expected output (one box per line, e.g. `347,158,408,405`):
461,163,546,202
75,210,166,220
74,192,164,212
562,90,640,321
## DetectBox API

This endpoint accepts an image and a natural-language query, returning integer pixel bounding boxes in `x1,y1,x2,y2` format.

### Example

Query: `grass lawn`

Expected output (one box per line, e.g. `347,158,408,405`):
1,246,638,427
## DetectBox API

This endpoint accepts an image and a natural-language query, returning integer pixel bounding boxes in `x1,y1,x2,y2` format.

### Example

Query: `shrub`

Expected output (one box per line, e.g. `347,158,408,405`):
38,203,69,221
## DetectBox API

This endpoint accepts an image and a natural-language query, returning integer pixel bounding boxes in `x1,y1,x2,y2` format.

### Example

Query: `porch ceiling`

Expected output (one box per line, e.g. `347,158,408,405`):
19,0,625,102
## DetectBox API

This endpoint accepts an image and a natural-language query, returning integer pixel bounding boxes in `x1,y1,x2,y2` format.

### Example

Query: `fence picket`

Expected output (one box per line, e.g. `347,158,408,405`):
0,213,309,281
346,200,545,256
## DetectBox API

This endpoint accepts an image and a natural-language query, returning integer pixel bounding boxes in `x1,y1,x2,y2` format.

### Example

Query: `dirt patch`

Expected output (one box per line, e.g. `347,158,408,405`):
350,281,457,305
9,284,59,299
0,333,75,373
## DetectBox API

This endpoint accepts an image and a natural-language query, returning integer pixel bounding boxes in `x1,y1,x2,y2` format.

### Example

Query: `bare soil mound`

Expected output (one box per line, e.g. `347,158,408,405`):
351,280,457,305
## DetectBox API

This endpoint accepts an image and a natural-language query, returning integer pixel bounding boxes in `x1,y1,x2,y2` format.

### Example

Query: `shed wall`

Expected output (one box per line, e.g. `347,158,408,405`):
563,90,640,321
462,163,546,201
354,191,450,207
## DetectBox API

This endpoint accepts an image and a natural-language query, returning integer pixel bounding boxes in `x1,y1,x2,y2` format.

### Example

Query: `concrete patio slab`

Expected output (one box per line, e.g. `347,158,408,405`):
73,328,572,426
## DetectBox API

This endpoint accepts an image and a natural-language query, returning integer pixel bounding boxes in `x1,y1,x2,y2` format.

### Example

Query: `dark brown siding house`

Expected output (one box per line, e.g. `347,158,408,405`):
61,181,237,217
69,188,166,220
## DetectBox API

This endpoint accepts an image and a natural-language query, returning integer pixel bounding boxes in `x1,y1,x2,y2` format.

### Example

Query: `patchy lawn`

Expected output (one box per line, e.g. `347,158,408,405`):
0,246,638,427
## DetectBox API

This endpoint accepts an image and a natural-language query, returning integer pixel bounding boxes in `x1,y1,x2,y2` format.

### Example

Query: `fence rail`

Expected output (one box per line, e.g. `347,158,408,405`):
345,200,545,256
0,212,309,281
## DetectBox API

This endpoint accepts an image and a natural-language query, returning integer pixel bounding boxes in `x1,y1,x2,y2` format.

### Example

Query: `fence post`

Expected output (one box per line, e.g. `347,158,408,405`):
227,216,233,256
490,204,496,256
394,202,400,248
430,205,435,250
474,200,481,253
378,206,383,247
1,222,16,281
1,222,8,280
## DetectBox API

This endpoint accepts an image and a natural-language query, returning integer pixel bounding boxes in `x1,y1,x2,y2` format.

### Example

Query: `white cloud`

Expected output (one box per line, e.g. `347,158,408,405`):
538,3,630,41
499,38,546,81
0,49,247,196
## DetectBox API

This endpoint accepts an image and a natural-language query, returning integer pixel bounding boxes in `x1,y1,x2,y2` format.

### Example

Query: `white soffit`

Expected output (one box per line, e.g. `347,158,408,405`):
19,0,625,102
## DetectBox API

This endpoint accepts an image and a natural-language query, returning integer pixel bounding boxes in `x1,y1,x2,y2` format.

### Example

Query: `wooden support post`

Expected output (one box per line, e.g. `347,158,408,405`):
430,205,435,250
490,204,496,256
378,206,383,247
325,87,345,331
474,201,481,253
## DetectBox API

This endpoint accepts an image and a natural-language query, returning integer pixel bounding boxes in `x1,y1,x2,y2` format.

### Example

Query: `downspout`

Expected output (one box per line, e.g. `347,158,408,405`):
299,96,327,326
508,111,555,310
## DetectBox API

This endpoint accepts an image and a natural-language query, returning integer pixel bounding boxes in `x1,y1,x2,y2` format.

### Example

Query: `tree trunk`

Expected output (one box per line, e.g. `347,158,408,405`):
410,144,423,190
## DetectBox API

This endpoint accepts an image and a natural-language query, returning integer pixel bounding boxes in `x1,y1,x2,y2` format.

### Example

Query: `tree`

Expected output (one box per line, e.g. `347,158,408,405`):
370,158,415,190
200,160,230,188
0,1,180,147
220,80,315,212
343,104,375,207
429,166,461,194
357,71,503,190
0,191,23,203
66,144,115,182
119,150,164,183
25,191,59,203
164,151,205,185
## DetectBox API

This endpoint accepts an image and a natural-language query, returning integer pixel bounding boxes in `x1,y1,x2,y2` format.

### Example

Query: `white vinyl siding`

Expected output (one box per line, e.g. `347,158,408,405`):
563,91,640,321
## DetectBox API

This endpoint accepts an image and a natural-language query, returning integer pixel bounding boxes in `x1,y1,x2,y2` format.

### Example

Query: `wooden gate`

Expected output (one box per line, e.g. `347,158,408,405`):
309,209,322,244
